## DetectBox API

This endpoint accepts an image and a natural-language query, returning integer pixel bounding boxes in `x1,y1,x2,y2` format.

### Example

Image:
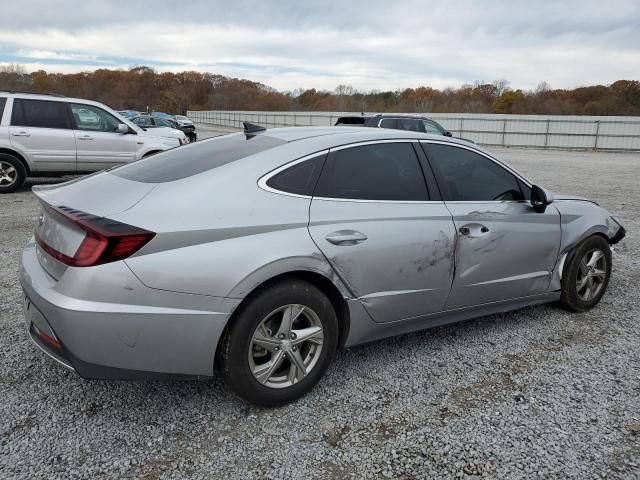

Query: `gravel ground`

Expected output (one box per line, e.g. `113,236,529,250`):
1,142,639,479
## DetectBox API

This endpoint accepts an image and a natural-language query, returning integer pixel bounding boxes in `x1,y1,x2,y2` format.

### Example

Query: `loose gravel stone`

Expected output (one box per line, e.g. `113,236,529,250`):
0,143,639,479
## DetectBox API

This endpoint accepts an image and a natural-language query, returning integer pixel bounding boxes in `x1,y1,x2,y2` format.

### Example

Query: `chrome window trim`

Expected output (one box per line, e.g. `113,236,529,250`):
330,138,420,152
443,200,532,204
258,138,534,205
312,196,438,204
419,139,533,188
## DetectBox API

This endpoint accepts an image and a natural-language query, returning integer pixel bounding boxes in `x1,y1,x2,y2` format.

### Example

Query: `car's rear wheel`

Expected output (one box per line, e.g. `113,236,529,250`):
560,235,611,312
0,154,26,193
220,279,338,406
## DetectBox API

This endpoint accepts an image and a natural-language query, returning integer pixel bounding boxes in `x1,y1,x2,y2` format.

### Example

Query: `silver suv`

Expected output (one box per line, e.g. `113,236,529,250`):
0,92,188,193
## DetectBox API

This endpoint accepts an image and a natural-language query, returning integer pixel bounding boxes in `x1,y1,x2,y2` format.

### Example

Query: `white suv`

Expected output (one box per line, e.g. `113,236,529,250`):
0,92,188,193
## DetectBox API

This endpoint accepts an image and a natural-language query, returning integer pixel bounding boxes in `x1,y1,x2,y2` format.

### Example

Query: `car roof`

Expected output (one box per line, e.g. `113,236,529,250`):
256,126,471,147
0,92,130,114
338,114,437,120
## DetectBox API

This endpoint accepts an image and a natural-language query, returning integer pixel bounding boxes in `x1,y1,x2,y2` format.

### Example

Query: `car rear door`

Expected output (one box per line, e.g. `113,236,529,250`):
9,98,76,172
307,140,456,323
70,103,136,171
421,141,561,309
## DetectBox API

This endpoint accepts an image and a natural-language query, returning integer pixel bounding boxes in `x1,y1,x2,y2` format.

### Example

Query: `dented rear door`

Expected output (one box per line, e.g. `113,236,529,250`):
307,141,456,323
309,201,456,323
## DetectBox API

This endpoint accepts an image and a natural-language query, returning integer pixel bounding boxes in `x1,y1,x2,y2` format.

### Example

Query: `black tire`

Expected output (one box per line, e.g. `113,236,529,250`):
560,235,612,312
220,279,339,406
0,153,27,194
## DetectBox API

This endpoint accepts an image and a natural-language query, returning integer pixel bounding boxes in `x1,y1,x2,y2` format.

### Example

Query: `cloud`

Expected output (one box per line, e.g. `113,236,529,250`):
0,0,638,91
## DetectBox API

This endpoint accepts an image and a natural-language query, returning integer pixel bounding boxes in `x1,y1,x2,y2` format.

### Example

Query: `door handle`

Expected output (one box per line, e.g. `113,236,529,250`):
325,230,368,246
78,135,93,140
12,131,30,137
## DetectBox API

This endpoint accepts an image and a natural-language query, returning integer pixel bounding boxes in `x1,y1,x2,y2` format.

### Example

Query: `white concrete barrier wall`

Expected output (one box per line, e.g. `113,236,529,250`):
187,110,640,151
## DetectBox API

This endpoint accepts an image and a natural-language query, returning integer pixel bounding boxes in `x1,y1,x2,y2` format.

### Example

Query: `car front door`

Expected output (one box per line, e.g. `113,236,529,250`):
70,103,136,171
422,141,561,310
307,141,456,323
9,98,76,172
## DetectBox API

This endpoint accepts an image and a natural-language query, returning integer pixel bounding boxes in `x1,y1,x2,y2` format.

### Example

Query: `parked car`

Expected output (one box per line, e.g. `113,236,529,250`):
154,113,197,142
20,124,625,406
132,114,196,142
173,114,197,142
0,92,189,193
336,114,474,142
117,110,140,119
174,114,194,126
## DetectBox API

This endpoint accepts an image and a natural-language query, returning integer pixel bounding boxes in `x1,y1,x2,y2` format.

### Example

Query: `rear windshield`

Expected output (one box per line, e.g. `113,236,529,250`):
111,133,286,183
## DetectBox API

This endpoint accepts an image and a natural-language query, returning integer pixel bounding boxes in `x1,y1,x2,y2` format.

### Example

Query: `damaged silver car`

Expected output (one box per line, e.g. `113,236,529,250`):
20,124,626,406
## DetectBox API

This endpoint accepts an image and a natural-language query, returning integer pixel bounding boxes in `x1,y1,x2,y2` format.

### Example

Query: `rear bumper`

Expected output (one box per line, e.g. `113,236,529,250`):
20,240,240,379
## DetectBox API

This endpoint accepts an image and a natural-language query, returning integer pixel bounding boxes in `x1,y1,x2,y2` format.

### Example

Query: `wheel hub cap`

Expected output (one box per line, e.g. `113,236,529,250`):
248,304,324,389
0,161,17,186
576,248,607,302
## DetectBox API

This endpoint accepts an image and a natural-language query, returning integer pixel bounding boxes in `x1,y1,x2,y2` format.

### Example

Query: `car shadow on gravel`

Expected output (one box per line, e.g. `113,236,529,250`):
24,302,570,412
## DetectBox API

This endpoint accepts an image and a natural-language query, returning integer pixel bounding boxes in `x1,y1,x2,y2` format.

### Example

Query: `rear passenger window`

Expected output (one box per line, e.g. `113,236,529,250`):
266,154,326,196
11,99,70,129
0,97,6,121
424,143,525,202
314,143,428,201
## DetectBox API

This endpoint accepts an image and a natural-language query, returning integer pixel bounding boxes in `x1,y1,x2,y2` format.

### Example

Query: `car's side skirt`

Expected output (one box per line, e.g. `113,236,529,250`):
345,291,561,347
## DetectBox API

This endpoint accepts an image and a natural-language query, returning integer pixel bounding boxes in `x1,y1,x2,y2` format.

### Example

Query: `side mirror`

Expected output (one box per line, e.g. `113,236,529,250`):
443,131,453,137
116,123,129,134
531,185,554,212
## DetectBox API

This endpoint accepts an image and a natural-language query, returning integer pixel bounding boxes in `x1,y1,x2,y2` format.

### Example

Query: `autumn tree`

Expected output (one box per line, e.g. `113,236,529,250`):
0,65,637,116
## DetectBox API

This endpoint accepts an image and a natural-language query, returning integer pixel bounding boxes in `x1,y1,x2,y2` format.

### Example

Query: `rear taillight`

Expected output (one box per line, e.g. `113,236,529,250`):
35,205,155,267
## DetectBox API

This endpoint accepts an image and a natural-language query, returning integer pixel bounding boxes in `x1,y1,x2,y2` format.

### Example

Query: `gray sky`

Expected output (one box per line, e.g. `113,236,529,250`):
1,0,638,92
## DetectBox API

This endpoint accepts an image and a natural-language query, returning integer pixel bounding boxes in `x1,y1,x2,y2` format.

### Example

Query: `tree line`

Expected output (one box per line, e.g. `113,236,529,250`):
1,64,638,116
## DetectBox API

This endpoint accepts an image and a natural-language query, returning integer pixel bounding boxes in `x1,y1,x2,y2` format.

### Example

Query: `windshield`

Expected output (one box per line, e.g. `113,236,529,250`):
155,118,175,128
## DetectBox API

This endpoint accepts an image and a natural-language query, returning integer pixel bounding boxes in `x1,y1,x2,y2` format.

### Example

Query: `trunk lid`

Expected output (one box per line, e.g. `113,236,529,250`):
32,171,157,217
32,172,156,279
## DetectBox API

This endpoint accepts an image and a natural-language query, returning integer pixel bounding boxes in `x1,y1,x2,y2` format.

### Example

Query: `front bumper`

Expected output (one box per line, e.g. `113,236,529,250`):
20,240,239,379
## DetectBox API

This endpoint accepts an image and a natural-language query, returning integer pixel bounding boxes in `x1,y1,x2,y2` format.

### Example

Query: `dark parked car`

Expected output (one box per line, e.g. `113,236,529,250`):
152,113,197,142
335,114,473,143
132,115,196,142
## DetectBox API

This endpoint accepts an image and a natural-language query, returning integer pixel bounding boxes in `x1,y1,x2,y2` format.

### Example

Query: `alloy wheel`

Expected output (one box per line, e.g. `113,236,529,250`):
576,248,608,302
248,304,324,389
0,161,17,187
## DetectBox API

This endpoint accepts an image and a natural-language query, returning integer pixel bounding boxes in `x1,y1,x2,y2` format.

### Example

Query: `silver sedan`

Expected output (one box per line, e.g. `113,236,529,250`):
20,125,626,406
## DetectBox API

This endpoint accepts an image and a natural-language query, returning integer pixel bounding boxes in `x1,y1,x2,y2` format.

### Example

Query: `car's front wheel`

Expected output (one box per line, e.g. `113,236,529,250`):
560,235,612,312
220,279,338,406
